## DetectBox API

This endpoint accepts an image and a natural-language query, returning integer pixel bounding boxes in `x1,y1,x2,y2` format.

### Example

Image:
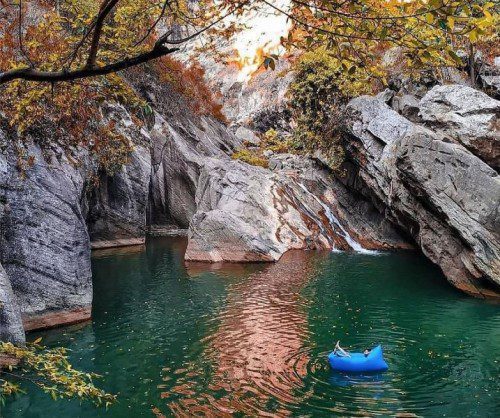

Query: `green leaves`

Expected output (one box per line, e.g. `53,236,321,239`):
448,50,463,65
0,341,116,407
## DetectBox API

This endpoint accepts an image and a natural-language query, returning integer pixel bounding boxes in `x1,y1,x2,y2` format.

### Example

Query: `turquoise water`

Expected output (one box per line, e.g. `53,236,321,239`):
3,237,499,417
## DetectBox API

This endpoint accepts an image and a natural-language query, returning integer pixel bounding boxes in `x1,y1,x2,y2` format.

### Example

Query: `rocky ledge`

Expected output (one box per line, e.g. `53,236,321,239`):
344,85,499,298
185,154,409,262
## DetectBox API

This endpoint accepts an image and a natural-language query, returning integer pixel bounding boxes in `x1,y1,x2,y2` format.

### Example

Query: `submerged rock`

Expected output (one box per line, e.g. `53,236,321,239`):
346,88,500,297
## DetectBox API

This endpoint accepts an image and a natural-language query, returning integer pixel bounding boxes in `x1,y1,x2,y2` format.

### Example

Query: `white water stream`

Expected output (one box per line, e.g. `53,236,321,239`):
297,183,379,255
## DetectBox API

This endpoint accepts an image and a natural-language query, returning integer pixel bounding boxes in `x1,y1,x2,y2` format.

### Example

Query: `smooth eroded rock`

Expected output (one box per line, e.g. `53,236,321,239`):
0,144,93,326
0,263,25,344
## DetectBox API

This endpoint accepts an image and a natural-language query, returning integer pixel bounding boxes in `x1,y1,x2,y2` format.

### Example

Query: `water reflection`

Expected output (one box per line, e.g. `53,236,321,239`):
167,251,321,416
4,239,499,418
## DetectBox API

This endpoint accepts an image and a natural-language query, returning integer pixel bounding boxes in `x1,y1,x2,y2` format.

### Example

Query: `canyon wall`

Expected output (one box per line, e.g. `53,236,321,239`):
344,85,499,297
1,64,499,344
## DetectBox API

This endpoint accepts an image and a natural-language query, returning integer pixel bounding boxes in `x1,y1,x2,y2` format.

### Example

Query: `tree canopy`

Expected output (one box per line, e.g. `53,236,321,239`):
0,0,497,86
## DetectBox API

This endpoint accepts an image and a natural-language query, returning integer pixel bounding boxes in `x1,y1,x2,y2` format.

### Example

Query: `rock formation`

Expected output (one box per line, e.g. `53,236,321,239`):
418,84,499,169
1,65,499,345
0,262,25,345
0,142,92,331
186,154,409,262
344,85,500,297
86,104,152,249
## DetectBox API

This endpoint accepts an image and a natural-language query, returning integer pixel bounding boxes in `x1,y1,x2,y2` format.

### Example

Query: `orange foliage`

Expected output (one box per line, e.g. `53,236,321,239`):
0,3,141,174
153,57,226,122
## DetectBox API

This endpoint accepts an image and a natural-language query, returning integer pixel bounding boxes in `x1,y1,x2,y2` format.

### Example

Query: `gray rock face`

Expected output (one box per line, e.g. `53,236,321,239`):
418,85,500,169
0,104,153,332
148,112,241,229
0,144,93,329
480,75,500,99
0,262,25,344
127,70,242,229
86,105,152,248
235,126,261,146
346,90,500,297
186,154,409,262
129,73,406,263
185,159,316,262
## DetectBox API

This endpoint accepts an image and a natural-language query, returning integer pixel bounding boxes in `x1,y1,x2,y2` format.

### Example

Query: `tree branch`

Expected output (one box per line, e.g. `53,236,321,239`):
0,45,178,84
86,0,120,68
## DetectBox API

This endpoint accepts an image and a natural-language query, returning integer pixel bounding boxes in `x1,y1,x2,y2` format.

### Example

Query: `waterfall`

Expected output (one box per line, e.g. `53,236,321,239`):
297,183,378,255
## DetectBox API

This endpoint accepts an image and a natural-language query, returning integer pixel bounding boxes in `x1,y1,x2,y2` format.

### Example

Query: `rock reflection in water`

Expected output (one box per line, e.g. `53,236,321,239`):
166,251,322,417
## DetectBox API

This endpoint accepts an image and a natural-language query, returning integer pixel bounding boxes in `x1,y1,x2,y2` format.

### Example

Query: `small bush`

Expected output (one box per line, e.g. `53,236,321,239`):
288,48,376,171
152,57,226,122
232,149,269,168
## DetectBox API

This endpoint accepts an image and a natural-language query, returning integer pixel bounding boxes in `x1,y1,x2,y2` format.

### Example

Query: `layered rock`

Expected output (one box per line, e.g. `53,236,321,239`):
418,85,500,169
345,85,500,297
0,104,154,336
86,105,152,249
0,263,25,345
128,69,242,230
185,154,409,262
0,143,92,331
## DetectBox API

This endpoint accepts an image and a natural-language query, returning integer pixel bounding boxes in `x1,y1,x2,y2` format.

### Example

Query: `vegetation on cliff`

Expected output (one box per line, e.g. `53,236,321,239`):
0,0,497,173
0,1,224,173
288,49,358,170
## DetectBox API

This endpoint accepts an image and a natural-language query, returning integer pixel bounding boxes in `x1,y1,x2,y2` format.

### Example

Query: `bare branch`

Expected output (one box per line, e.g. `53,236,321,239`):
133,0,171,47
86,0,120,68
162,1,250,45
0,45,178,84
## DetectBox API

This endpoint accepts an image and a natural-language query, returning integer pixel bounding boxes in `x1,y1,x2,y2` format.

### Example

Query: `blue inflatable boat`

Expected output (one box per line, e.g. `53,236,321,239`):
329,344,388,373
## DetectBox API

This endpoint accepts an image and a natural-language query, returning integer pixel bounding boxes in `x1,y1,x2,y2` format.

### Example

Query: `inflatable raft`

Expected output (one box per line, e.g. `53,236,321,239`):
329,345,388,373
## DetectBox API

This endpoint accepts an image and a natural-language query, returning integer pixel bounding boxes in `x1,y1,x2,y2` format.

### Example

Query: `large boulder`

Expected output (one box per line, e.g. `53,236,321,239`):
185,154,409,262
418,85,500,169
346,89,500,297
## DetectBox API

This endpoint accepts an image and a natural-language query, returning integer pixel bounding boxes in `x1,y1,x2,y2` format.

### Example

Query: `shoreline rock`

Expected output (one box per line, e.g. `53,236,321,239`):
90,238,146,250
0,263,25,344
22,306,92,332
345,85,500,298
185,155,410,263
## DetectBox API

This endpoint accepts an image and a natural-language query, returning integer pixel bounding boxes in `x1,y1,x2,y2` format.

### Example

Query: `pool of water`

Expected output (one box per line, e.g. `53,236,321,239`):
3,237,499,417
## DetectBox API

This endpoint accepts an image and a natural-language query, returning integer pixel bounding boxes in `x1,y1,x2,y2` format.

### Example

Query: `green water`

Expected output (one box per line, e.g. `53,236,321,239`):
2,237,499,417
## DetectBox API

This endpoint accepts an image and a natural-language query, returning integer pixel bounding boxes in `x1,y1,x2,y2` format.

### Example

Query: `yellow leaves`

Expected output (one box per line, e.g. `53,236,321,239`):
447,16,455,31
469,29,478,43
0,341,116,407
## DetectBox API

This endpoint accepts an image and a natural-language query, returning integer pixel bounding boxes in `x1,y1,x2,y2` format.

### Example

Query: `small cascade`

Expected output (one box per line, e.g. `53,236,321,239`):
297,183,378,255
